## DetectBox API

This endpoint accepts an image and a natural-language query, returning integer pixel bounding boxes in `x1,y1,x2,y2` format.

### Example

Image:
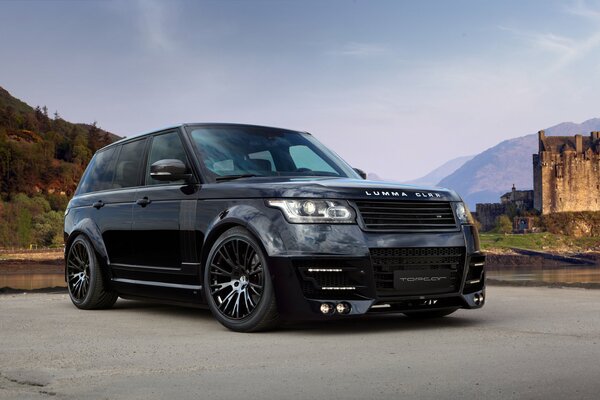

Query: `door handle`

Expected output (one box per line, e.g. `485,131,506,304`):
92,200,104,209
136,197,151,207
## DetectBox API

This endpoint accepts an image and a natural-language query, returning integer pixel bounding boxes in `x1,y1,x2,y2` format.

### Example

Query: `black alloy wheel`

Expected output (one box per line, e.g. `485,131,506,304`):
67,240,91,301
66,236,118,309
205,227,279,332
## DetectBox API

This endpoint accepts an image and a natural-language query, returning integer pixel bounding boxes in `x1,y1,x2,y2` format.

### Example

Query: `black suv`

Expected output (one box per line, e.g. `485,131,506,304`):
64,123,485,331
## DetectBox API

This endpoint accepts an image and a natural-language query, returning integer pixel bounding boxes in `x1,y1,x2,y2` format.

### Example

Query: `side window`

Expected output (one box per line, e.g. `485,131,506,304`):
112,139,146,189
289,145,336,173
146,132,189,185
77,147,117,194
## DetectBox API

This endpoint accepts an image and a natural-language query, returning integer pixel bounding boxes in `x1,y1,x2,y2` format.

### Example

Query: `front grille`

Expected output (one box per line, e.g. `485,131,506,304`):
355,201,458,231
370,247,465,297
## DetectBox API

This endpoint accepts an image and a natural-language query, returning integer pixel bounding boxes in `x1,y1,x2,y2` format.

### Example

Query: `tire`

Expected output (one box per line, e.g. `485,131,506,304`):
66,235,118,310
204,227,279,332
403,308,458,319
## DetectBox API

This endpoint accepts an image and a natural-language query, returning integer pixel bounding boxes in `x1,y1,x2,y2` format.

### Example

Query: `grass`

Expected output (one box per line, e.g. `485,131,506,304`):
480,232,600,253
0,248,63,261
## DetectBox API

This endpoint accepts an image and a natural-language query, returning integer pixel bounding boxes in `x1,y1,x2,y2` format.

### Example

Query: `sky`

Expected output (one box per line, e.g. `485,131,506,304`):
2,0,600,181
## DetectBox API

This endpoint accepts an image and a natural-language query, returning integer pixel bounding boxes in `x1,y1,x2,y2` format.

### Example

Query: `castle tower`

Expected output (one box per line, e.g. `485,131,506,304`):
533,130,600,214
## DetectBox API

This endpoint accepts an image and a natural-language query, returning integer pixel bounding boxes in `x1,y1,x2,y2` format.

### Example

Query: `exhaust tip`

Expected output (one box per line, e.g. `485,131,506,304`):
473,293,484,306
336,302,351,315
320,302,335,315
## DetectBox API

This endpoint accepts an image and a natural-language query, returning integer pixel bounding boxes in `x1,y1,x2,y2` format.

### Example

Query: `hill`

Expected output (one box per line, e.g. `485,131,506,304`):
0,85,120,247
437,118,600,208
403,155,474,187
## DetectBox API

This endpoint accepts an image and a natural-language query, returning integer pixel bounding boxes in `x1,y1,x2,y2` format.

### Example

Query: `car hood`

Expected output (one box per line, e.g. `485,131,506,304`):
199,177,462,202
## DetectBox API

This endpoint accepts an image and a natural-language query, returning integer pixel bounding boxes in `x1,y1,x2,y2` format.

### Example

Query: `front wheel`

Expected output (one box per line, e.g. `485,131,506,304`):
204,227,279,332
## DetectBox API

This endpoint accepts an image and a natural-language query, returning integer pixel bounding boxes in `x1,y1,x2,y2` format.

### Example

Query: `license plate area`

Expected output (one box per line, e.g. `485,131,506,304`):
393,269,454,295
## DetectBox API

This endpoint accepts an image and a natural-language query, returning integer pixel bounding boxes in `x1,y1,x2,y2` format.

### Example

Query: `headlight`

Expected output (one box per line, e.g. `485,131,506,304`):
453,202,475,225
267,199,356,224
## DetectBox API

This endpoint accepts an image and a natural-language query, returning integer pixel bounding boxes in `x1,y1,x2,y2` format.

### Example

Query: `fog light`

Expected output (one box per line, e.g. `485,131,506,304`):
336,302,351,315
320,303,334,315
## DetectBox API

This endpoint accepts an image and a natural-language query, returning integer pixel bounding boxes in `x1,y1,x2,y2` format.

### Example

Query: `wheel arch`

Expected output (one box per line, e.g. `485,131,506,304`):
64,218,110,281
199,205,285,286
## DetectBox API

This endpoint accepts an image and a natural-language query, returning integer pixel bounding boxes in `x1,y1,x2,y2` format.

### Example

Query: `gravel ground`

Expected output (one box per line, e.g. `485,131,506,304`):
1,286,599,400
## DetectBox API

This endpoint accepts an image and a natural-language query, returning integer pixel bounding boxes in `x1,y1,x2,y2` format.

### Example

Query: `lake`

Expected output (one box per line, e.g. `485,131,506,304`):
1,265,600,291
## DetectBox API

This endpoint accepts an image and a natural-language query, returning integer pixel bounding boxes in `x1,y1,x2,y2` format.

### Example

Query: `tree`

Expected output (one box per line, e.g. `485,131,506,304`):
495,215,513,234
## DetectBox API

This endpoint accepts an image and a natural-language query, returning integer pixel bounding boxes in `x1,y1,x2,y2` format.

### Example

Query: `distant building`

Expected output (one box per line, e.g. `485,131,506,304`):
513,216,535,233
475,185,534,231
533,130,600,214
500,184,534,209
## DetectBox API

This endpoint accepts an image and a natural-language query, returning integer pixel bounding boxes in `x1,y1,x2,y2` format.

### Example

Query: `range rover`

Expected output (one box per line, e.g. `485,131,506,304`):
64,123,485,332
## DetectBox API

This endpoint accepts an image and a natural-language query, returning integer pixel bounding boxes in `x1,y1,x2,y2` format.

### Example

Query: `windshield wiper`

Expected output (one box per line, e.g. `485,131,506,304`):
215,174,259,182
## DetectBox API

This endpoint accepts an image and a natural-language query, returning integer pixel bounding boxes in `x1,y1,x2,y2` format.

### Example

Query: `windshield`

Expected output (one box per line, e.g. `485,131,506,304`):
188,125,359,182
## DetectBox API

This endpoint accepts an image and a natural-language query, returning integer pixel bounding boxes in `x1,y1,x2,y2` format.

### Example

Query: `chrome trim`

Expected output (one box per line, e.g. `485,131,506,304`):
370,304,391,309
112,278,202,290
109,263,180,271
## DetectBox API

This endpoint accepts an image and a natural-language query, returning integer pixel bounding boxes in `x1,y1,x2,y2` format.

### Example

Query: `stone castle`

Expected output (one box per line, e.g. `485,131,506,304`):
533,130,600,214
475,130,600,231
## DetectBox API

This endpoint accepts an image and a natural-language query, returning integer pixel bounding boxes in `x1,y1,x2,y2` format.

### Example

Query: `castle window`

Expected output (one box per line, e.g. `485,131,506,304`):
555,164,563,178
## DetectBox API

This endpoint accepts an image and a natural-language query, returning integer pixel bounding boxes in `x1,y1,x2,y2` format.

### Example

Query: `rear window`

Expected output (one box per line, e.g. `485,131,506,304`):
76,147,117,194
112,139,146,189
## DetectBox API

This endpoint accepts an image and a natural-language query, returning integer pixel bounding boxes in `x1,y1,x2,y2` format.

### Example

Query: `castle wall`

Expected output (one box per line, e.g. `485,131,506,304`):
534,131,600,214
475,203,506,231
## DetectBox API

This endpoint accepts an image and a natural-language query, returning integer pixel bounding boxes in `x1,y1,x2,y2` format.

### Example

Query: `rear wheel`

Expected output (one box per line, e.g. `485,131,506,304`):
66,235,118,309
204,227,279,332
403,308,458,319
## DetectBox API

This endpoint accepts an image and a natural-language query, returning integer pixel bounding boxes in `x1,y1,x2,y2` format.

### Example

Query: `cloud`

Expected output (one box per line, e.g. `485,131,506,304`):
134,0,176,51
565,0,600,21
328,42,389,57
500,3,600,74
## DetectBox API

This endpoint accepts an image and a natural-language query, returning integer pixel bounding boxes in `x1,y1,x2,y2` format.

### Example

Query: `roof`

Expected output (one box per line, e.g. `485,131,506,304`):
103,122,309,150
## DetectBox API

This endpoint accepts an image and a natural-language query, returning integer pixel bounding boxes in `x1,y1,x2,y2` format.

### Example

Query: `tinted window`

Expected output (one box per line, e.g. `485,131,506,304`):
76,147,117,194
146,132,189,185
189,126,358,180
112,139,146,189
289,145,336,173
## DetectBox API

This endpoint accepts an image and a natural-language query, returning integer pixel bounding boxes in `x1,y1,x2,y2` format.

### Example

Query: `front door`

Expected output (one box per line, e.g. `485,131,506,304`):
130,130,200,282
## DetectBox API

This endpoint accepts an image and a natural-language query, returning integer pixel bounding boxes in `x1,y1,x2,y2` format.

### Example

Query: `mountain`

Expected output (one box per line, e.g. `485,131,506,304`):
403,155,474,187
438,118,600,209
367,172,385,180
0,85,120,198
0,86,120,247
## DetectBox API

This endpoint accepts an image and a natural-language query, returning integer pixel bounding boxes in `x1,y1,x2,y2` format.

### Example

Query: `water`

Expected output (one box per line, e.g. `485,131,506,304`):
487,266,600,285
1,266,600,291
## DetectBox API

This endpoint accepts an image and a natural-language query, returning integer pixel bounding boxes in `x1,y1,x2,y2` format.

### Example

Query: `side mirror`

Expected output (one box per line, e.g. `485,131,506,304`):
353,168,367,180
150,159,192,182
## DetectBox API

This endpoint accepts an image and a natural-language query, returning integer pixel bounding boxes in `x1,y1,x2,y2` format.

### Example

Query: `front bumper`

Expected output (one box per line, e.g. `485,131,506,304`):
266,224,485,320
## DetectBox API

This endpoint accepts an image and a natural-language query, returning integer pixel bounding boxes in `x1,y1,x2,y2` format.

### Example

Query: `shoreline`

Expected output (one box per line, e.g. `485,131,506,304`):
1,251,599,294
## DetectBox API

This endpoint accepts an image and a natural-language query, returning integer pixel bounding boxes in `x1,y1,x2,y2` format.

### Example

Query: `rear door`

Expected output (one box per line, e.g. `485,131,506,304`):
100,138,147,267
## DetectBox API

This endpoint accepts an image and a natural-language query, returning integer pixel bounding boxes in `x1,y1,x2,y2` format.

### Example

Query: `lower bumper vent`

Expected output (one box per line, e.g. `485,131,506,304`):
370,247,465,298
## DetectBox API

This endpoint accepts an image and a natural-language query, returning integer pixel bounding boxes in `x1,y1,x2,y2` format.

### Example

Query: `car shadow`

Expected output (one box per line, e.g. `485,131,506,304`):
109,299,482,334
280,312,482,335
